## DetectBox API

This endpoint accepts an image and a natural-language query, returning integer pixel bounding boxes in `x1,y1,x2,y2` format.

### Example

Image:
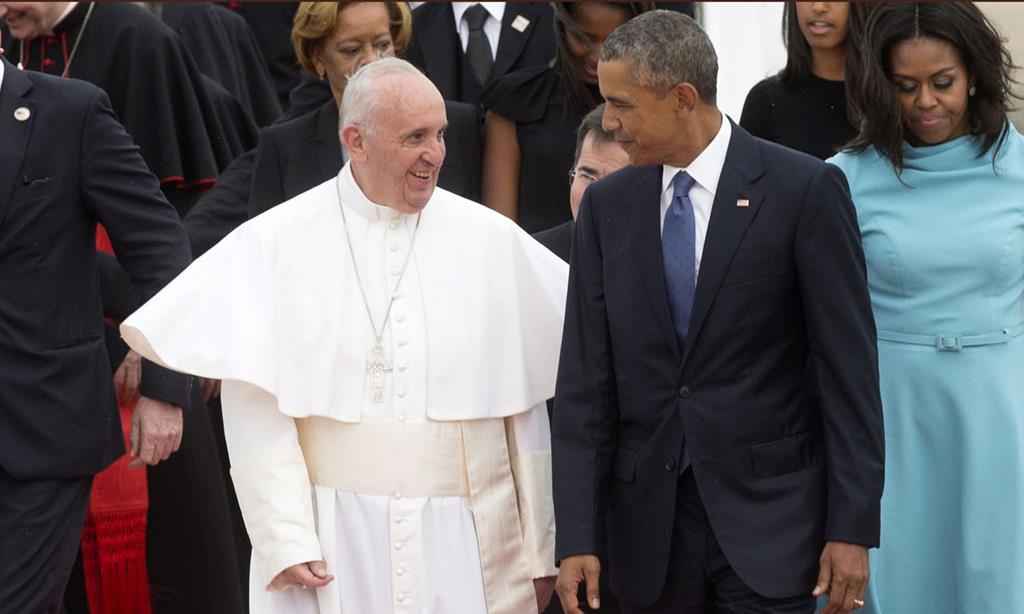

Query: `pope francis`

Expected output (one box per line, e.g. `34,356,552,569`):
121,58,567,614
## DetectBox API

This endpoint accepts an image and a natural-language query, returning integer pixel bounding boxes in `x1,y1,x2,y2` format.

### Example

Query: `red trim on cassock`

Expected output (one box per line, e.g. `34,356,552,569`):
159,176,218,191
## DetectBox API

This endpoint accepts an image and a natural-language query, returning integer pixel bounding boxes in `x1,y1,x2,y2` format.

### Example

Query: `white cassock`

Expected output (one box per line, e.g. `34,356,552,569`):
121,163,568,614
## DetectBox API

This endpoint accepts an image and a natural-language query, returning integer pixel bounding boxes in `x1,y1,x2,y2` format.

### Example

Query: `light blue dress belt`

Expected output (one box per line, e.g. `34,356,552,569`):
877,322,1024,352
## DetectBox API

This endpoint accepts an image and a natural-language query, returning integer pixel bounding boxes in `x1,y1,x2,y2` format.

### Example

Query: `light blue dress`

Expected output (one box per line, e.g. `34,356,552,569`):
828,125,1024,613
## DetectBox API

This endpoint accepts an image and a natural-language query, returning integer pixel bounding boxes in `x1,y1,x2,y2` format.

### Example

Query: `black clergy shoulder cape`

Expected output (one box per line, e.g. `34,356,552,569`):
3,2,236,189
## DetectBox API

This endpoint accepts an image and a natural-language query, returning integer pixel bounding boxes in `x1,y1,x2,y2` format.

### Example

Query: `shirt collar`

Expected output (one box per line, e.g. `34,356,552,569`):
339,162,414,222
452,2,505,29
661,113,732,197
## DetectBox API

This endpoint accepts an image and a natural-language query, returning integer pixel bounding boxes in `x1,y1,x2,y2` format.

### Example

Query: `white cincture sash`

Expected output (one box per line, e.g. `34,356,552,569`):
294,417,536,614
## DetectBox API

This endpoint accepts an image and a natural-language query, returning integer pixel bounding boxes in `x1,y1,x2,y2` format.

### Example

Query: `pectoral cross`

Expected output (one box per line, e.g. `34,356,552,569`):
366,342,393,403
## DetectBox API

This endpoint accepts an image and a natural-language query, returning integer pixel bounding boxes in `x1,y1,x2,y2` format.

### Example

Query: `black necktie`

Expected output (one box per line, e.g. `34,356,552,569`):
463,4,493,86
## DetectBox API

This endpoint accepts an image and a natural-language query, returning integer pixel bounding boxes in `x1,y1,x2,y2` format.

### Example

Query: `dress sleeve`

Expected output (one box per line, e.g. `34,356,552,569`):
221,379,324,588
505,401,558,579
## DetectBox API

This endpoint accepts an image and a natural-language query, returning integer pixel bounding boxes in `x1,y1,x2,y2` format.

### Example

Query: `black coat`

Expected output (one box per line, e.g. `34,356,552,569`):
552,124,884,606
0,59,191,479
405,2,555,108
533,220,574,264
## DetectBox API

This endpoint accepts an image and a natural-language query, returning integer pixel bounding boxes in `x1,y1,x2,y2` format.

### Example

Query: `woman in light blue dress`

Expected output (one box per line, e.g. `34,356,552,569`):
828,3,1024,612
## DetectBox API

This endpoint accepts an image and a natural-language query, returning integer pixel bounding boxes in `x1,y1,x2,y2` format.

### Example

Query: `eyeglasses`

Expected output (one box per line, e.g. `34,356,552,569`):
568,169,600,185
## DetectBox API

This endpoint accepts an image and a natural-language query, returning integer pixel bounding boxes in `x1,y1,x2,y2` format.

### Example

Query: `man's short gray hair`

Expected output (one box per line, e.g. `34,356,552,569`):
600,10,718,103
339,57,427,132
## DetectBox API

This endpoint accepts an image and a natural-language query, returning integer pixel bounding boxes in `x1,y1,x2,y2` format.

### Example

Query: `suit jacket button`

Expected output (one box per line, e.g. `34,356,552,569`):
678,386,690,398
664,460,676,472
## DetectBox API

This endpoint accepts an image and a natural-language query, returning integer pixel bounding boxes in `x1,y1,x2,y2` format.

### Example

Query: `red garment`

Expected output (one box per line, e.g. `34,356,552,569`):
81,226,151,614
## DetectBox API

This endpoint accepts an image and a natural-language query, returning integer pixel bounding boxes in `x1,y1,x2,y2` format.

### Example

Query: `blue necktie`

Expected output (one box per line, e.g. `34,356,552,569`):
663,171,697,350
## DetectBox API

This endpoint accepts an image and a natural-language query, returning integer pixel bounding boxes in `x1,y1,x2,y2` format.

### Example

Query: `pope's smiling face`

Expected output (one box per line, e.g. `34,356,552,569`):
347,73,448,214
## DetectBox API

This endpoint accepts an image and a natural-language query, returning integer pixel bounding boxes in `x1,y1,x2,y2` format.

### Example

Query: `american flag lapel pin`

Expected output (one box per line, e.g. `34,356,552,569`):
736,198,750,208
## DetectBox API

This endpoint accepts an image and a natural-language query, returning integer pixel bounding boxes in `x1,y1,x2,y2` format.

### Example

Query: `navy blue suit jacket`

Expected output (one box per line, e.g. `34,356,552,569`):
0,58,191,479
552,122,884,605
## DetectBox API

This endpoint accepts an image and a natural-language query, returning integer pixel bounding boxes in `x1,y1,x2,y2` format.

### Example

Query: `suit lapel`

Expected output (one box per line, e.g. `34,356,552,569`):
417,4,460,101
681,125,766,368
630,166,683,362
313,99,343,182
492,4,541,80
0,59,34,228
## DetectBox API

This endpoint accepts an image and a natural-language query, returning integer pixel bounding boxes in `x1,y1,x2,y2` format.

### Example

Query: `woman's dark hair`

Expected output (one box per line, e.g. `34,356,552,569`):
844,2,1016,172
778,2,870,88
552,2,653,115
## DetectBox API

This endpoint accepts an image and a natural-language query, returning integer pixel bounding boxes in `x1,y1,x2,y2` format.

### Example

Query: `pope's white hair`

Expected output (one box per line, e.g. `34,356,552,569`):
339,58,430,134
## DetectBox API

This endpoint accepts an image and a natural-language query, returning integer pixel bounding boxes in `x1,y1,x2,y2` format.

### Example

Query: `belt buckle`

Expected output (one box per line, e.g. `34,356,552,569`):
935,335,962,352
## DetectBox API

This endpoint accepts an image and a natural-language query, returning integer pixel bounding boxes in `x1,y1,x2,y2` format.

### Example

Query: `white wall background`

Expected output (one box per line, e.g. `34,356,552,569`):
699,2,787,120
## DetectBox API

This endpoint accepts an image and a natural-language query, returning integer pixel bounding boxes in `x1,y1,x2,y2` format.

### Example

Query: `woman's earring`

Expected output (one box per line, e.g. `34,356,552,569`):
969,85,977,97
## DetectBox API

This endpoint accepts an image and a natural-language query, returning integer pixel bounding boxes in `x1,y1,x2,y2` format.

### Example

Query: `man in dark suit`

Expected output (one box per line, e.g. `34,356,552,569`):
535,103,629,264
0,54,191,613
404,2,555,109
552,12,884,614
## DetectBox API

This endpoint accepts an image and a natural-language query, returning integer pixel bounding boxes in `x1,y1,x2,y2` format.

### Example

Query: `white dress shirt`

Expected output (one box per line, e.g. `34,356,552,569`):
0,57,6,92
451,2,504,60
660,114,733,279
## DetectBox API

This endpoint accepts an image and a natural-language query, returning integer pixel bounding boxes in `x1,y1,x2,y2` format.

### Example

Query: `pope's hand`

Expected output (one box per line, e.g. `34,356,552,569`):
534,576,556,612
556,554,601,613
271,560,335,591
128,397,183,467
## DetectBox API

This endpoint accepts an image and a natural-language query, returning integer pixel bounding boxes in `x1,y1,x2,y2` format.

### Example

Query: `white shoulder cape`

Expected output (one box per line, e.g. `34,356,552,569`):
122,170,569,421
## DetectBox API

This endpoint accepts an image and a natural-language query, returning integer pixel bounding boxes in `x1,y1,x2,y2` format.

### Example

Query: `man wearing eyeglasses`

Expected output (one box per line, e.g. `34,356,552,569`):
534,103,629,263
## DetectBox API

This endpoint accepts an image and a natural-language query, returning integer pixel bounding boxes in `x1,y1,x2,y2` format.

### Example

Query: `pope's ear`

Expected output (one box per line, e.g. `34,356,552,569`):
341,124,368,161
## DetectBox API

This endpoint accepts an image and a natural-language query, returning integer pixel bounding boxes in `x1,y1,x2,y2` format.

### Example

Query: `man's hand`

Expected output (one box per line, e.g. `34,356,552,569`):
199,377,221,401
534,576,555,612
113,349,142,405
128,397,183,467
269,560,334,591
556,554,601,613
813,541,869,613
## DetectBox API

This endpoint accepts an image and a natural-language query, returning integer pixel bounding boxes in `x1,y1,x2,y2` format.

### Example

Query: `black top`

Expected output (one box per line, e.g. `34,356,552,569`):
739,74,856,160
482,65,599,233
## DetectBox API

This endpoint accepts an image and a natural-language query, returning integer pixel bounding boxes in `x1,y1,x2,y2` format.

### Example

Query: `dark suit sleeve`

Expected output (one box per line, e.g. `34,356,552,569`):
183,148,257,258
79,89,193,409
249,130,286,218
403,6,428,72
551,189,619,563
794,163,884,547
